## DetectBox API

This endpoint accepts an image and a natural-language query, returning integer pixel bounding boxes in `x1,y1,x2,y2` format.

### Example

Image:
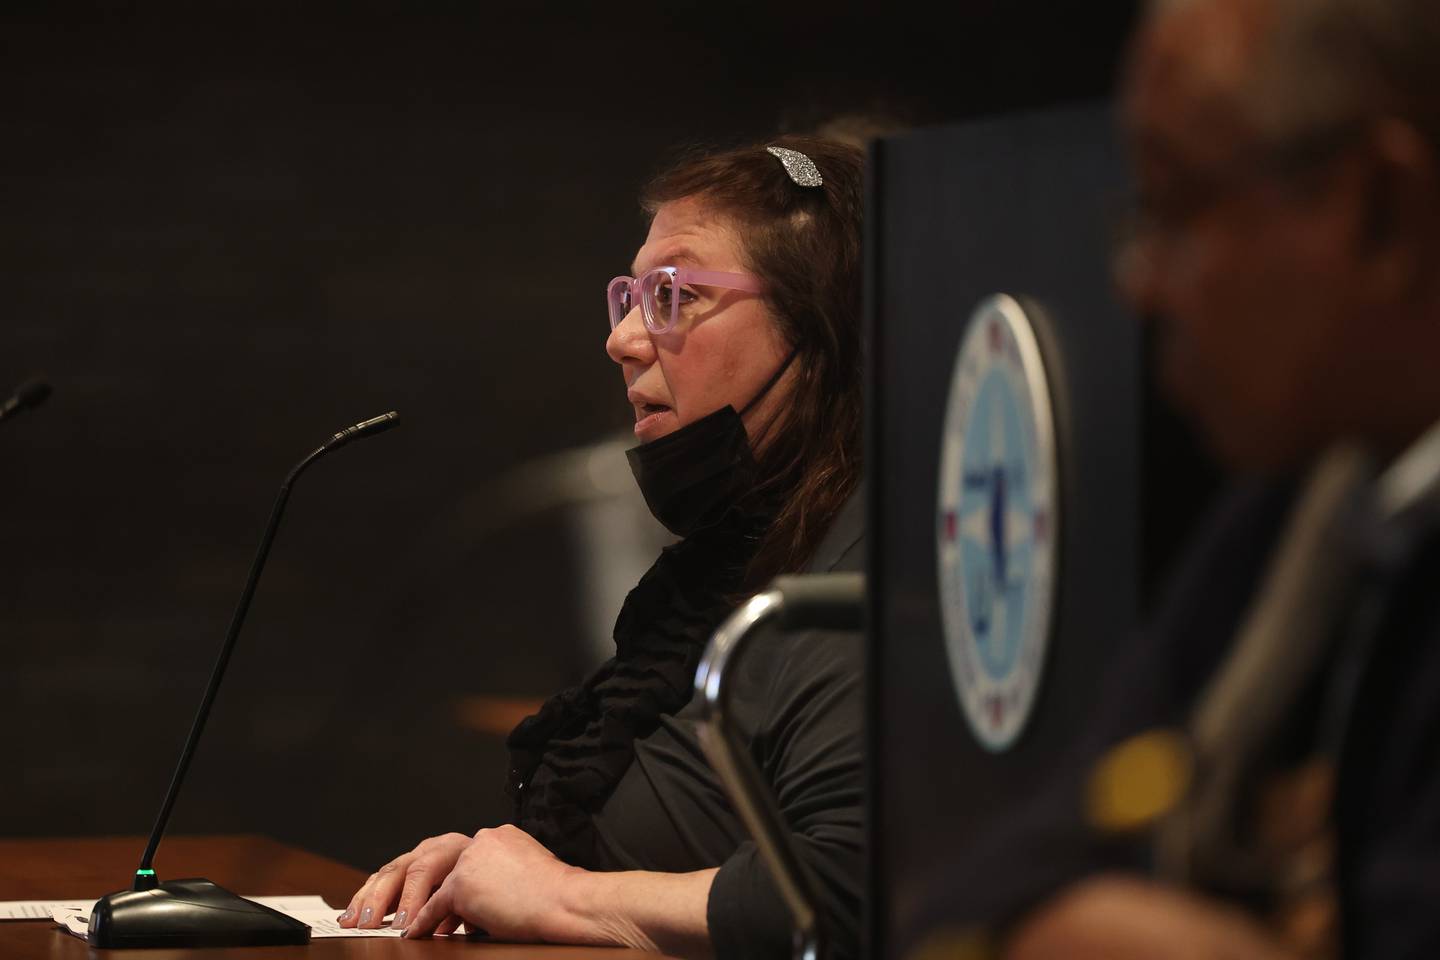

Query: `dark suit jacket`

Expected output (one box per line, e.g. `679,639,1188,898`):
904,476,1440,959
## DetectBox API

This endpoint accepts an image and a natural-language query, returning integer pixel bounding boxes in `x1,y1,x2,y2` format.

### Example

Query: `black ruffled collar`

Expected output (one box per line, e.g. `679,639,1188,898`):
506,503,770,865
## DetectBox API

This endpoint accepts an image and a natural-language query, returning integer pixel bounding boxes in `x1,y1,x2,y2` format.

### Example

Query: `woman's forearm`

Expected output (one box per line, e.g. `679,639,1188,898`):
560,866,720,958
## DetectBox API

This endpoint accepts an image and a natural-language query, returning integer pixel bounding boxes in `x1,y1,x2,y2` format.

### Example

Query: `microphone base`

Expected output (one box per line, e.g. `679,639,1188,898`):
88,878,311,948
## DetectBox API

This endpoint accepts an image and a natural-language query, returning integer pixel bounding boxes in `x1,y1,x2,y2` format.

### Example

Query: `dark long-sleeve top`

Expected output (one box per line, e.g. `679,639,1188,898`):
586,491,865,960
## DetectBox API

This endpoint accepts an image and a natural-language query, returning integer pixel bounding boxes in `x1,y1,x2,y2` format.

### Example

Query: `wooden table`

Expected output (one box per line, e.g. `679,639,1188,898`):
0,836,661,959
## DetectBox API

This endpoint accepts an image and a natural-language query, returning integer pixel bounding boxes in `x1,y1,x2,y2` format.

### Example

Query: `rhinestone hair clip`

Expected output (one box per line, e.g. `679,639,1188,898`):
766,146,824,187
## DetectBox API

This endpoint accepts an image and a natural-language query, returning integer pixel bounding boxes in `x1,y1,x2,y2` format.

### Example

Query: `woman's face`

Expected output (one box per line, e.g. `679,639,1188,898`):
606,196,793,445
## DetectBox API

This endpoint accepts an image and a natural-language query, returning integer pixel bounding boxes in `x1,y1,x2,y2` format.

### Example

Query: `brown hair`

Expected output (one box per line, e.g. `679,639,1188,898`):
640,135,865,589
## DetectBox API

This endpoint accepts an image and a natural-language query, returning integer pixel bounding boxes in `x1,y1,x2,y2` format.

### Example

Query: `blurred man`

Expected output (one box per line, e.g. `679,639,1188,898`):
1006,0,1440,957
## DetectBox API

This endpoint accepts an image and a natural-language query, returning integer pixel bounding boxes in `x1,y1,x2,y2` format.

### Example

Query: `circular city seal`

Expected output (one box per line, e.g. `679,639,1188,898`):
936,294,1060,752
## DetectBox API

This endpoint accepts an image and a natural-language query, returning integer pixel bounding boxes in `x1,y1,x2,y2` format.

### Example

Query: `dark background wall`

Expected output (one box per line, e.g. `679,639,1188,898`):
1,2,1139,873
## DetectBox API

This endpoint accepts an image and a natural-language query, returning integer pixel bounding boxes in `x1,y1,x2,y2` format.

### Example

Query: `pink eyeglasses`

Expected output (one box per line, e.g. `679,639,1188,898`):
607,266,764,335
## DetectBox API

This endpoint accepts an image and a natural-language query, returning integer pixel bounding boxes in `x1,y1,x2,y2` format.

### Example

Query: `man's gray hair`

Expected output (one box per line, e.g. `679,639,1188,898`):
1151,0,1440,149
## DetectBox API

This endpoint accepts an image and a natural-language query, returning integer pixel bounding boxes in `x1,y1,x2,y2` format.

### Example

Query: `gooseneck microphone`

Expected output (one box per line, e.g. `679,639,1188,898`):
88,411,400,949
0,377,52,425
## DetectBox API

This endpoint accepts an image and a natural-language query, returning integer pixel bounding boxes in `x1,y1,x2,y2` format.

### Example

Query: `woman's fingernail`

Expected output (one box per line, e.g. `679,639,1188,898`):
360,906,374,926
337,909,353,923
392,910,408,930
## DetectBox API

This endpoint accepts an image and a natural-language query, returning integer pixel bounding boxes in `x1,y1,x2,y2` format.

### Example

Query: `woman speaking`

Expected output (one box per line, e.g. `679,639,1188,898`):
340,136,866,960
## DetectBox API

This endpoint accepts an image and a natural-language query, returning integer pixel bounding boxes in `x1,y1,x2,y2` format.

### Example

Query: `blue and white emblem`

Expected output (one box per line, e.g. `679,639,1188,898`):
936,294,1059,752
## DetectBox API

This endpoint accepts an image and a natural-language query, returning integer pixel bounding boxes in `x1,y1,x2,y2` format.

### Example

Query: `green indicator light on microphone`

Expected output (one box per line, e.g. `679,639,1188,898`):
136,869,155,876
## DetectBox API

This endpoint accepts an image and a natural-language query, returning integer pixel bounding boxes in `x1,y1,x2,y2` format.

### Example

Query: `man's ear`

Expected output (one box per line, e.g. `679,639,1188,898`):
1353,118,1440,304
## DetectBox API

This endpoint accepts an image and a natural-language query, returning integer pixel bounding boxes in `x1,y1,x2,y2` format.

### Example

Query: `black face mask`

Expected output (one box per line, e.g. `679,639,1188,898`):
626,405,755,537
627,351,796,538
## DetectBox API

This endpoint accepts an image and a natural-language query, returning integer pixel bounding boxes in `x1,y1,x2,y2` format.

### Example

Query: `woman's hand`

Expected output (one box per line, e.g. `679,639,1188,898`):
401,824,585,942
1005,875,1296,960
337,832,470,930
402,824,717,956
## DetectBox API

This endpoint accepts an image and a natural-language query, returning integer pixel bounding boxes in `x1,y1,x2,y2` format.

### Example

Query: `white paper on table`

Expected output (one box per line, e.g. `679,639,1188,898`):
0,900,96,921
2,895,328,923
55,910,89,940
248,895,334,913
49,897,463,941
